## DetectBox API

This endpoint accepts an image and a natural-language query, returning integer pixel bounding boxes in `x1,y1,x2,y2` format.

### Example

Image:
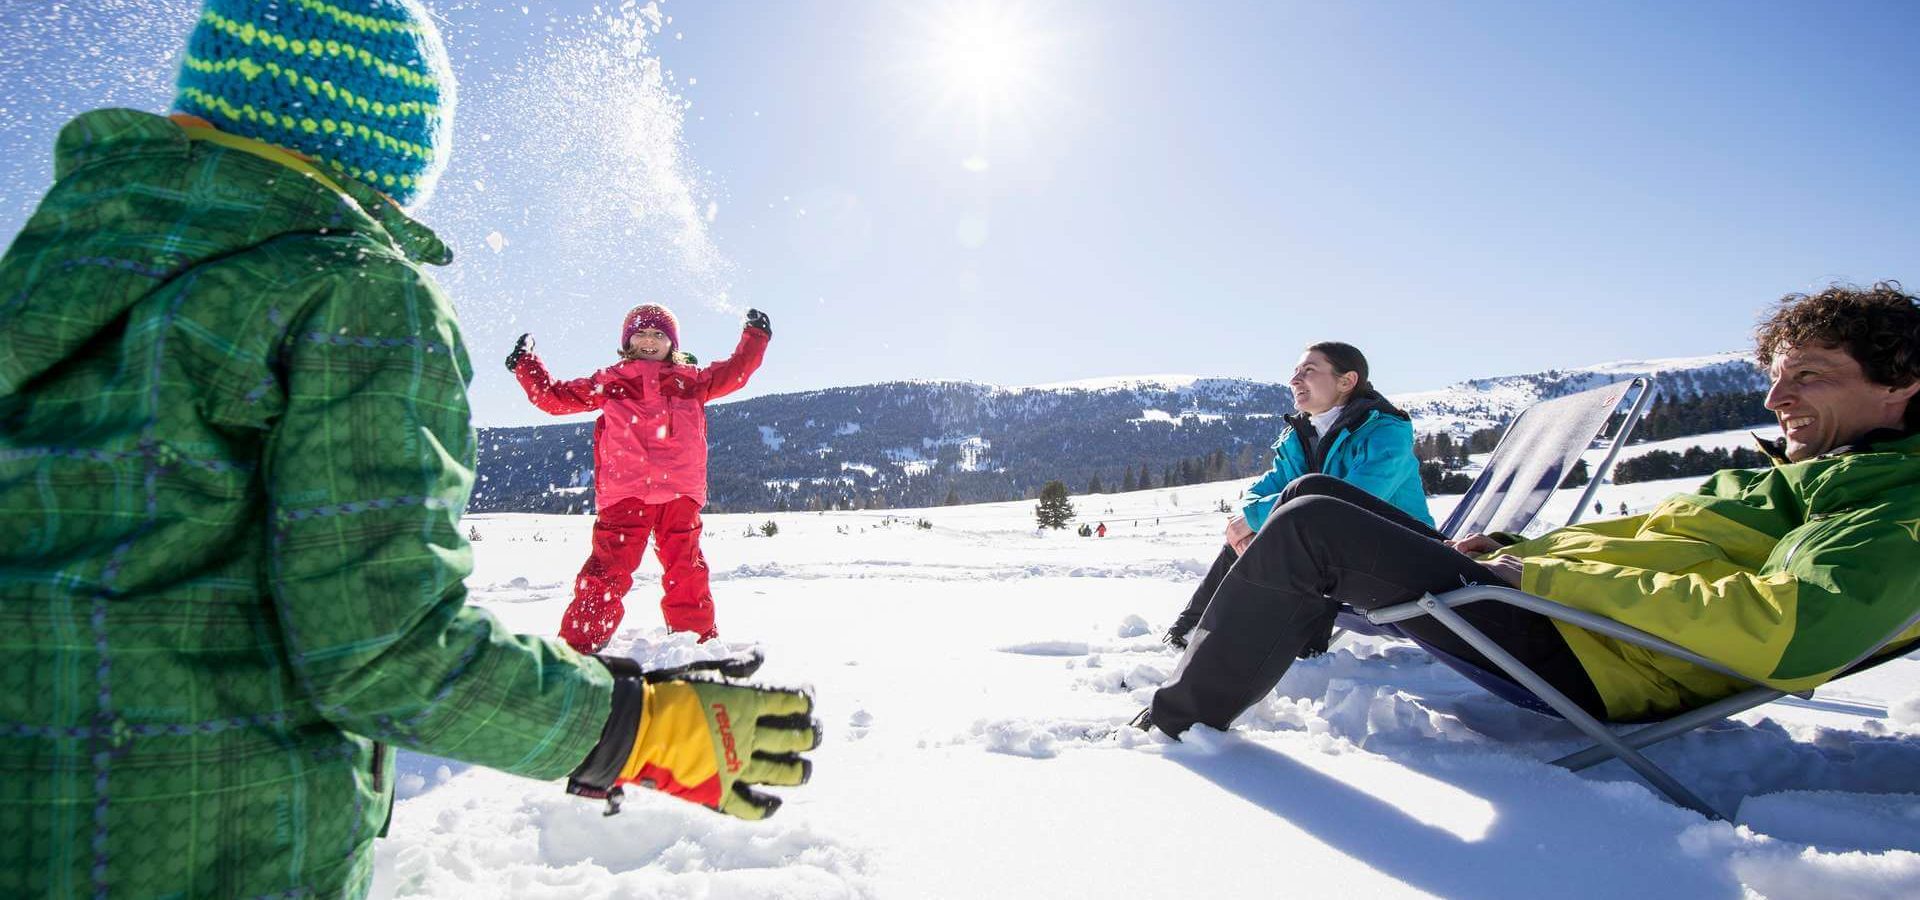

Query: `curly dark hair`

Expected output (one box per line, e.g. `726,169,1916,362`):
1755,281,1920,428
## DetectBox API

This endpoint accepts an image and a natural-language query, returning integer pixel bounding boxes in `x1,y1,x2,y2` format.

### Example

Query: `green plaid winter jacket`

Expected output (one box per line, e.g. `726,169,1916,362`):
0,110,614,898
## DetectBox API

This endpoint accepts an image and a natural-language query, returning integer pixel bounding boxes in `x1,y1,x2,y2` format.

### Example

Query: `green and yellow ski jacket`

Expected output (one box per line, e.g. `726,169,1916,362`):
0,110,613,898
1499,430,1920,721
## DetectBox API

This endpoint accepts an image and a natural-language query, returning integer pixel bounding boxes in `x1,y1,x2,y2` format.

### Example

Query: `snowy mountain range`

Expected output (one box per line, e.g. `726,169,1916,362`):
471,351,1770,513
1395,351,1768,434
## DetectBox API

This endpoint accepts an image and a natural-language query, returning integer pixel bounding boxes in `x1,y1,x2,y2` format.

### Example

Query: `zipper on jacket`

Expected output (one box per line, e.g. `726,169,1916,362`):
1779,512,1839,568
1312,410,1376,473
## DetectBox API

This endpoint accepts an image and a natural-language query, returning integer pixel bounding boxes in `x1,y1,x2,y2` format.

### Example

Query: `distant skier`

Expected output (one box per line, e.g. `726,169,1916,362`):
1097,522,1109,537
1595,501,1605,516
510,303,771,651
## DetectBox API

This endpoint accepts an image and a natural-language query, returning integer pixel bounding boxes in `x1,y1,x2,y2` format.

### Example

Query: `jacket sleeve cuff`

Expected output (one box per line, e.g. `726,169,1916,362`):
1241,496,1275,532
569,671,644,791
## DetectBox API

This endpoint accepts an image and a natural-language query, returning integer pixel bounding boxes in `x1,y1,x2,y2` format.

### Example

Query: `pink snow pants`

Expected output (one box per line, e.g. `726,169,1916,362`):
559,496,714,653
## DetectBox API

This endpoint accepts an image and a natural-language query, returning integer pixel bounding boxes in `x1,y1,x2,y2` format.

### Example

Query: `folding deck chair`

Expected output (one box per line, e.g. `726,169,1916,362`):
1440,375,1655,541
1332,376,1657,641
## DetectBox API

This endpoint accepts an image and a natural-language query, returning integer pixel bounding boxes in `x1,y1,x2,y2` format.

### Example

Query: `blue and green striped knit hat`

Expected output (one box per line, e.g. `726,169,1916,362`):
174,0,453,207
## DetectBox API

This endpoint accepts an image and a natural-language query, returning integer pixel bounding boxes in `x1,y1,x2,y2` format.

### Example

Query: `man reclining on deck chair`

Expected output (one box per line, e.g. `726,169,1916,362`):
1138,282,1920,737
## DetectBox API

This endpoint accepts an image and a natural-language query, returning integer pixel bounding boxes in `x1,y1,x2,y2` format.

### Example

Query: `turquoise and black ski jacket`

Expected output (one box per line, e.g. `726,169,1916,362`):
1241,391,1433,531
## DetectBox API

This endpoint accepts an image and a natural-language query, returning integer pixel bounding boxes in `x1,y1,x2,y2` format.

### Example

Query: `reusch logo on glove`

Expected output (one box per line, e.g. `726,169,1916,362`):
713,703,742,773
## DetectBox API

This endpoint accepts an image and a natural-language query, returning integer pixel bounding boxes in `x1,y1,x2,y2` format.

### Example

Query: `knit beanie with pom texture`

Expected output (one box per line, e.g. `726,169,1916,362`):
621,304,680,356
173,0,454,207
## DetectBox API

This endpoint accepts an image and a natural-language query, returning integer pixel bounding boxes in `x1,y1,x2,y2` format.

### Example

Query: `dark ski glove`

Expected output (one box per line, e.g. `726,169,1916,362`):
505,333,534,372
569,651,819,821
745,308,772,336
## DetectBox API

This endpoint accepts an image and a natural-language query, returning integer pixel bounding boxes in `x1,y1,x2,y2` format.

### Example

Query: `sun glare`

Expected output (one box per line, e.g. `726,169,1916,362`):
900,1,1067,144
933,6,1030,103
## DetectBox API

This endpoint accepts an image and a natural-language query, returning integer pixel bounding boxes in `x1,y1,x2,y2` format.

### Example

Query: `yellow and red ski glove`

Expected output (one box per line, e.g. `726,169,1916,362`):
569,652,819,820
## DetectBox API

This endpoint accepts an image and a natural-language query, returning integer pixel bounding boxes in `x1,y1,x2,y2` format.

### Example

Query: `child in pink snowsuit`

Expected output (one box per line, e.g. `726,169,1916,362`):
507,304,771,652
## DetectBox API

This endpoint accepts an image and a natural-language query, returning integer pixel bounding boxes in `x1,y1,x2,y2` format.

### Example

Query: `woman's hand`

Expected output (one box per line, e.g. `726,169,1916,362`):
1225,515,1255,556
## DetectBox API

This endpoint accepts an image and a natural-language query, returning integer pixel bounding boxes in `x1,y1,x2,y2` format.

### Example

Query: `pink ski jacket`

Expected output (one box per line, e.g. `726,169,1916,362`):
512,326,769,508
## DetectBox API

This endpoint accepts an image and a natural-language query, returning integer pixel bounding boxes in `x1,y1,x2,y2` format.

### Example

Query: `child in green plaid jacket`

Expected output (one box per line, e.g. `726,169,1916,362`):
0,3,814,896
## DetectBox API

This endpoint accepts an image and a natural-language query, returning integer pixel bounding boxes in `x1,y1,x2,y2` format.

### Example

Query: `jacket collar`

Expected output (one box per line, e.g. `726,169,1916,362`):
53,110,450,267
1285,389,1408,438
1283,389,1410,472
1754,424,1920,466
172,115,451,267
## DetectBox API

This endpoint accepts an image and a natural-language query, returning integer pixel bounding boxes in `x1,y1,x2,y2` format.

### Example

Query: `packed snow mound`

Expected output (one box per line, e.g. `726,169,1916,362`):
1736,791,1920,854
371,769,874,899
1892,691,1920,729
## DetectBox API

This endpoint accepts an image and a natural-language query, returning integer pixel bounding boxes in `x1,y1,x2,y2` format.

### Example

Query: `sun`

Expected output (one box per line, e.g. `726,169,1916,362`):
930,5,1033,108
898,1,1067,144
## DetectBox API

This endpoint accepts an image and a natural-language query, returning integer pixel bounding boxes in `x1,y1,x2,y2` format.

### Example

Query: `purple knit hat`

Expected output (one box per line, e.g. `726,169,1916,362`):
621,303,679,354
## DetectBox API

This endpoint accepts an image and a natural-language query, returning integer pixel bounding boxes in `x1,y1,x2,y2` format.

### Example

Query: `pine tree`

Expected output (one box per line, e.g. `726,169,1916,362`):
1122,467,1137,492
944,486,960,506
1139,464,1153,489
1035,480,1076,529
1563,458,1590,488
1235,443,1260,478
1088,474,1104,494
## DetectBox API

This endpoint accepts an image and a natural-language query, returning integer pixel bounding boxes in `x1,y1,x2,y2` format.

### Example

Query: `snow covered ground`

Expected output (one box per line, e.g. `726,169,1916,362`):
373,475,1920,899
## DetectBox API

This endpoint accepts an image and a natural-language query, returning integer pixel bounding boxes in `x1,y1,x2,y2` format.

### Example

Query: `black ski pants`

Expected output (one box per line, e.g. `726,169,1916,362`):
1150,474,1605,736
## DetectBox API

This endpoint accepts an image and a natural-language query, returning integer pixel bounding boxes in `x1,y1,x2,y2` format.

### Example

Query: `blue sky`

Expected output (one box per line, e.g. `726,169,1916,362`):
2,1,1916,426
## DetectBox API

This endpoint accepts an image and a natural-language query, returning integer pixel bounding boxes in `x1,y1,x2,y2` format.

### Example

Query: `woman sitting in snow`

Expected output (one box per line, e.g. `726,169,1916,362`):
1164,341,1430,649
508,303,771,651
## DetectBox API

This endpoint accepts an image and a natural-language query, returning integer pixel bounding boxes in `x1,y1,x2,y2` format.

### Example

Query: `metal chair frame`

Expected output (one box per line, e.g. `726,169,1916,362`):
1365,585,1920,821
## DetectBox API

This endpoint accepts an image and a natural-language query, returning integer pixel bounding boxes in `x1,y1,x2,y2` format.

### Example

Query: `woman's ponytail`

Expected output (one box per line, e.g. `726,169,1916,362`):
1306,341,1373,397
